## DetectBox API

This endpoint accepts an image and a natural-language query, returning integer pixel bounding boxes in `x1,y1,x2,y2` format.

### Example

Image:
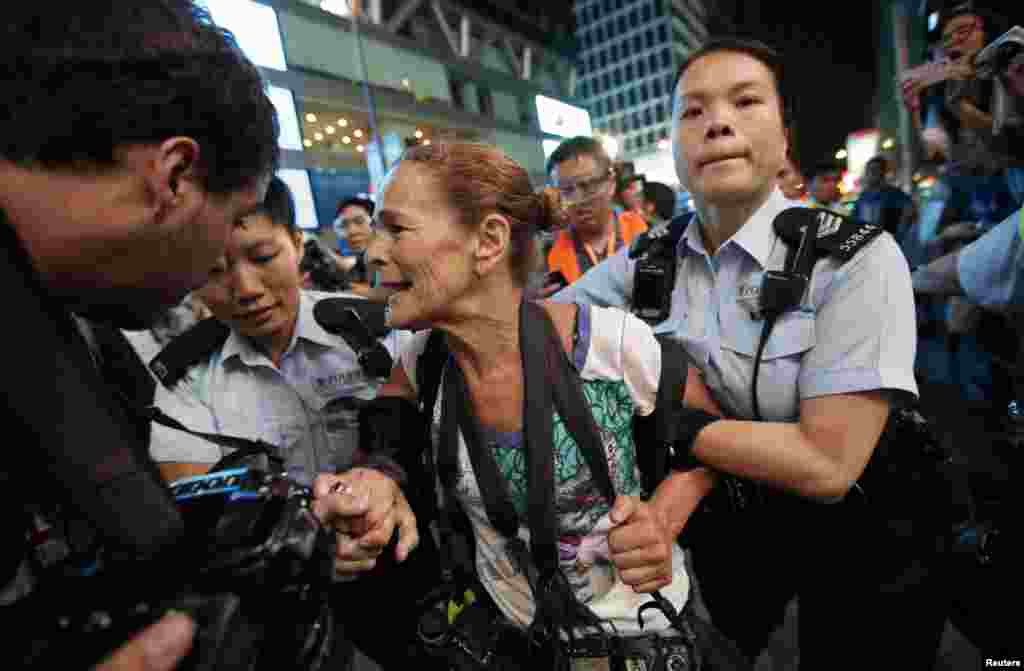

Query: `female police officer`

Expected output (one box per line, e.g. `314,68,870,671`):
555,38,948,669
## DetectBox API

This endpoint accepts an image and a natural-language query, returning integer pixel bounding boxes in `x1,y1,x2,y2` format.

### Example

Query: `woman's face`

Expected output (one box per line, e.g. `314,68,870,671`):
672,50,789,208
365,162,477,330
197,213,305,345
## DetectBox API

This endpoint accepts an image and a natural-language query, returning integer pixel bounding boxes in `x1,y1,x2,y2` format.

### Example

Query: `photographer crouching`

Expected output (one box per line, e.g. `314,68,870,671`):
0,4,411,669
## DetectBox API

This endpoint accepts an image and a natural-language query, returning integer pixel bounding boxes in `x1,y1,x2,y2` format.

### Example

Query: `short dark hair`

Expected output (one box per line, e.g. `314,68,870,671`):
643,181,677,220
1,2,279,194
546,136,611,177
674,37,793,129
336,196,375,218
250,176,298,237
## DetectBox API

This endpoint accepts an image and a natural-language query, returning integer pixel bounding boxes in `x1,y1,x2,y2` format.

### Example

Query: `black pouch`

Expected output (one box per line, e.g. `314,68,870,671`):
417,587,528,671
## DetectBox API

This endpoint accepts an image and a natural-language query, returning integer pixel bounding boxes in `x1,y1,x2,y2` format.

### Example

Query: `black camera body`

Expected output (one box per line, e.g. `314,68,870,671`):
629,216,689,325
25,466,338,671
301,239,352,292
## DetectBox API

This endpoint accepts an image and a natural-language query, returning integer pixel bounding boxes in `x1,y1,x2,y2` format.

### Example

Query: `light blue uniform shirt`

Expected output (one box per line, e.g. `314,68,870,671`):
148,290,406,482
957,207,1024,308
553,188,918,421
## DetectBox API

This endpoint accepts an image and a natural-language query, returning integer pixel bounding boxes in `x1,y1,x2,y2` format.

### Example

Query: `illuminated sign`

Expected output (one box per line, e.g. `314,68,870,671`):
277,169,319,230
535,95,593,138
198,0,288,71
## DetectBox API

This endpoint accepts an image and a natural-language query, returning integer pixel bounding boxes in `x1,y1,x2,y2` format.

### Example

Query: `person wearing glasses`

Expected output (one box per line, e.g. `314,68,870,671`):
544,137,649,292
332,196,376,290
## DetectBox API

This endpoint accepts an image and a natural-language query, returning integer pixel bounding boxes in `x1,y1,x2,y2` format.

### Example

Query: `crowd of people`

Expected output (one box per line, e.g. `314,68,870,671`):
4,1,1021,671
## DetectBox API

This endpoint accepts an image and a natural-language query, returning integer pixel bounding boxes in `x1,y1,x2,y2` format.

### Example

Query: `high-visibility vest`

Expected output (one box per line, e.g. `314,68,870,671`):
547,211,648,285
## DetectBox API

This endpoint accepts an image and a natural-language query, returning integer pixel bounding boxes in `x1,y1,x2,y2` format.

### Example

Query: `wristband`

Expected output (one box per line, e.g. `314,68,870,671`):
669,408,719,471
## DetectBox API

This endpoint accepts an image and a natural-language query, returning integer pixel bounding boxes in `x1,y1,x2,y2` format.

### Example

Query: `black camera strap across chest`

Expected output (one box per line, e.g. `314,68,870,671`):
435,301,616,651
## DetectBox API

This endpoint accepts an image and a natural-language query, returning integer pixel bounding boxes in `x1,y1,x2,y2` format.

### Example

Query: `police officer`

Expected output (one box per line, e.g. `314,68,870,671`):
554,38,946,669
144,177,428,670
0,4,410,669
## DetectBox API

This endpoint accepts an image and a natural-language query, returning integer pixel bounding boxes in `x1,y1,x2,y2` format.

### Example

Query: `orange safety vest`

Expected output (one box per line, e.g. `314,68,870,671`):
547,211,648,285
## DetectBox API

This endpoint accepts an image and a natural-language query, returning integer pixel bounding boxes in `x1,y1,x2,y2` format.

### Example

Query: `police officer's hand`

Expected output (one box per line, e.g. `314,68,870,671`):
683,365,723,416
607,496,674,593
93,612,195,671
312,469,419,575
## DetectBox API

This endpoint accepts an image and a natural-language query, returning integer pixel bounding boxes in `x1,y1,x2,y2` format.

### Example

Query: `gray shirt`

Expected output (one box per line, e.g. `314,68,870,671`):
146,290,406,483
553,188,918,421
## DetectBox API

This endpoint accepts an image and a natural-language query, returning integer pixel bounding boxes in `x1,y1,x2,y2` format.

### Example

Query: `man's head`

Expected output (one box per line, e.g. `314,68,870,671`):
334,196,375,253
547,136,616,236
643,181,677,221
938,3,993,64
671,38,792,209
618,175,646,214
808,162,841,204
862,156,888,191
0,2,278,328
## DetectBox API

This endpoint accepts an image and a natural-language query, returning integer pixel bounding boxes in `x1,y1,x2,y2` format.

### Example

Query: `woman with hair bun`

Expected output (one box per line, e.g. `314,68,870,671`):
363,142,746,669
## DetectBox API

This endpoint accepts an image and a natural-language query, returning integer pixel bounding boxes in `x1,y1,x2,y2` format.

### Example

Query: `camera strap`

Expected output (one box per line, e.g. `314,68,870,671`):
436,302,614,651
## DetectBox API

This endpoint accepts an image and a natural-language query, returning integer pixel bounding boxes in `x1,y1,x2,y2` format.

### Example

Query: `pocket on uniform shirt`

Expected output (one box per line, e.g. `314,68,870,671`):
720,309,816,360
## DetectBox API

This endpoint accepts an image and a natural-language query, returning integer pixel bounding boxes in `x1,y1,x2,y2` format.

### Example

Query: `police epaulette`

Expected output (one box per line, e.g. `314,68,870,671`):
773,207,884,263
149,317,230,389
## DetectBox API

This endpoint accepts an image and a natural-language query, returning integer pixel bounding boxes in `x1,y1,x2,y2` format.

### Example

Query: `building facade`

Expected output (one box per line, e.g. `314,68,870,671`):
572,0,707,183
203,0,586,230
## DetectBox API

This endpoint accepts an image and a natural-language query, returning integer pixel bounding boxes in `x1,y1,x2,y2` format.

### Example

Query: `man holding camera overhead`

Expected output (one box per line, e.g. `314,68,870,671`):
0,3,412,669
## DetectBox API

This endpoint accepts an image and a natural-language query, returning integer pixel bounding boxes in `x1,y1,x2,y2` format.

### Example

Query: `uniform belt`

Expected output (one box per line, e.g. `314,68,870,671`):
569,632,694,663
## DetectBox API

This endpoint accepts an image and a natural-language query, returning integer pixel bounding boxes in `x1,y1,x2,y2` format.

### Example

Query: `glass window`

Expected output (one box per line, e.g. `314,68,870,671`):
277,169,318,229
661,48,671,68
603,0,612,13
640,82,649,102
635,134,644,149
613,68,622,87
652,77,662,98
628,87,637,106
594,98,603,116
590,54,597,71
646,29,654,49
622,40,631,57
611,43,619,61
599,50,607,68
625,62,634,80
581,81,590,99
618,15,627,34
642,3,651,22
268,86,302,150
624,137,632,151
648,130,656,145
649,53,658,72
622,115,630,132
610,117,619,134
655,102,664,123
203,0,287,71
658,24,667,43
596,24,604,42
629,9,638,28
634,34,642,51
637,58,646,78
603,72,611,90
633,110,641,129
644,108,652,126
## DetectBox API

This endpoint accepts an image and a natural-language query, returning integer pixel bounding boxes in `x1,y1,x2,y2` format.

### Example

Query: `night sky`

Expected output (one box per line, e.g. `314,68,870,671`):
713,3,884,175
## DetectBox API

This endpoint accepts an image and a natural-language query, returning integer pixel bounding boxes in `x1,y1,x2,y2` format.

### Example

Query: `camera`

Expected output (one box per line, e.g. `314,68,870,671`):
629,219,685,325
301,239,351,292
24,465,339,671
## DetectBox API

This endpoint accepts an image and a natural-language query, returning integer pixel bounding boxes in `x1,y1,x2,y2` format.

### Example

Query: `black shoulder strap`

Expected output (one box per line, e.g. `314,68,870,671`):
635,335,690,494
417,329,448,417
773,207,885,266
149,318,230,389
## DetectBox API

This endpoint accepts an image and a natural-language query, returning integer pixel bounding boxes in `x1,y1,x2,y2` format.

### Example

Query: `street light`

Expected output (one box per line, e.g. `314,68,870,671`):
835,148,848,160
881,138,895,150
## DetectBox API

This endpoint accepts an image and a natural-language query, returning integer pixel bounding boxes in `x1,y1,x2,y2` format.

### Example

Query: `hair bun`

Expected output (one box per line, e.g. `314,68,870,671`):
537,186,567,234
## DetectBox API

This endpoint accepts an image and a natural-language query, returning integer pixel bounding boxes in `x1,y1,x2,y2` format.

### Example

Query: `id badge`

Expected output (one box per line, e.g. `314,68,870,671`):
570,657,611,671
